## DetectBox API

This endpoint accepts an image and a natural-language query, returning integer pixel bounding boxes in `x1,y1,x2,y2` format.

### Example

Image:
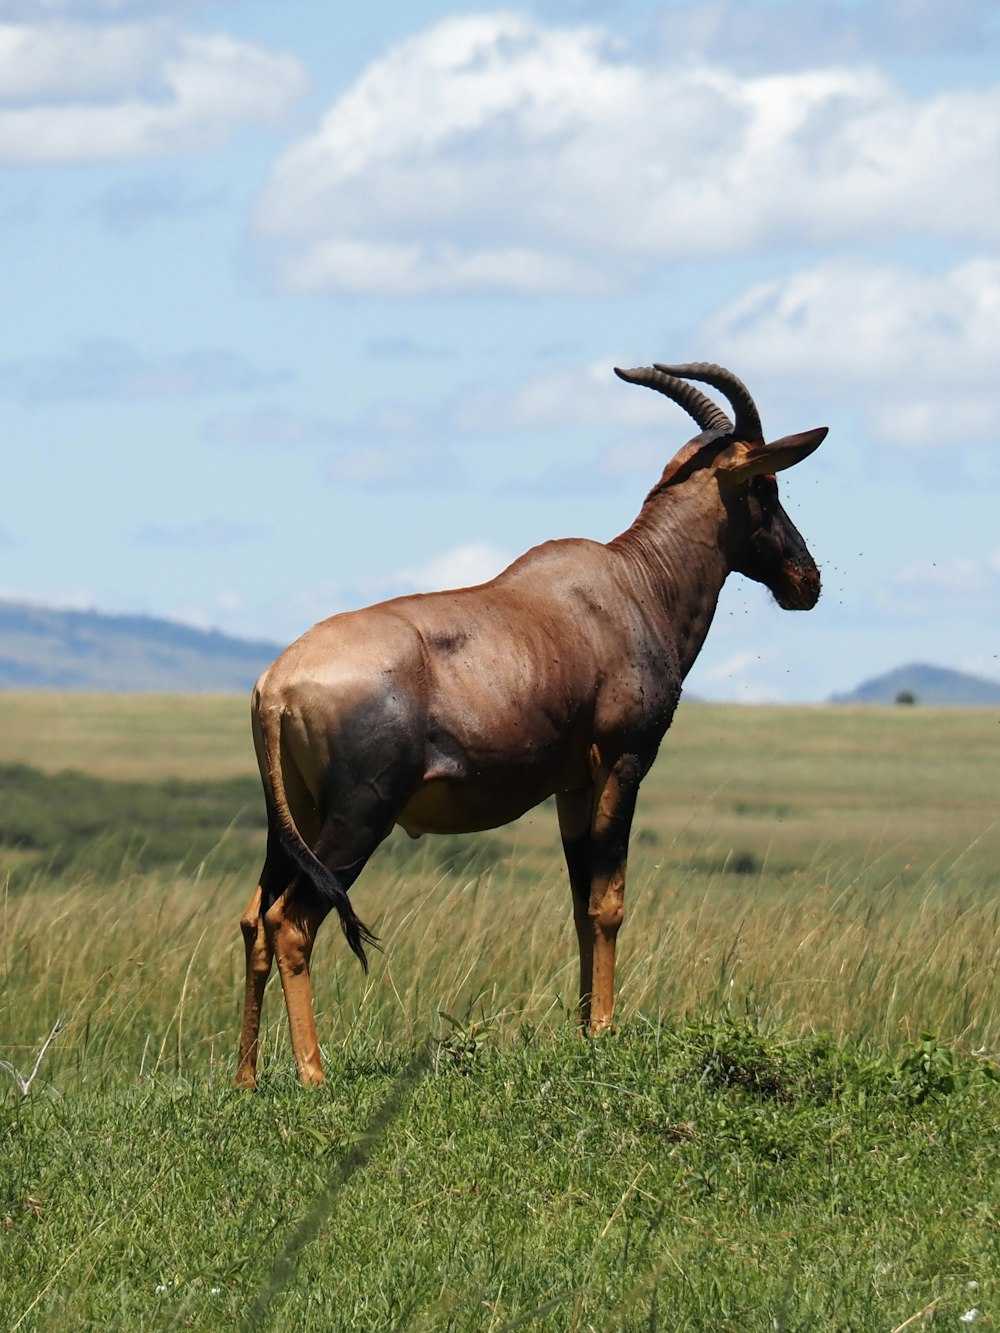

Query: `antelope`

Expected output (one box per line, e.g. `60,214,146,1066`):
235,362,826,1088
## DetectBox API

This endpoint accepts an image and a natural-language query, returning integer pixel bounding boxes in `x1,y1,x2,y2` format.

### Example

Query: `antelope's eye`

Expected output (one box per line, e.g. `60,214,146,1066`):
749,476,779,515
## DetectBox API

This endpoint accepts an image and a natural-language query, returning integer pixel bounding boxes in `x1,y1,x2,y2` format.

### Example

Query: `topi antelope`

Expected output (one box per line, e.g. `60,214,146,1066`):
236,362,826,1088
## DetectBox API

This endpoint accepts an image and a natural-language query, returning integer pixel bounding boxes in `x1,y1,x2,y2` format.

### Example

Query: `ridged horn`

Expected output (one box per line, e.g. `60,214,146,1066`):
614,365,732,435
653,362,763,442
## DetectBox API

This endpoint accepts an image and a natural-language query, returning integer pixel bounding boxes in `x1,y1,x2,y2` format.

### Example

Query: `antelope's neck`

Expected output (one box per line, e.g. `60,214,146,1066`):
610,483,730,680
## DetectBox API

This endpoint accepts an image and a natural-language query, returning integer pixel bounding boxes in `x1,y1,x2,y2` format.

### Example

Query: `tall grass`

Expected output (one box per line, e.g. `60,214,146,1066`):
4,836,999,1095
1,700,998,1092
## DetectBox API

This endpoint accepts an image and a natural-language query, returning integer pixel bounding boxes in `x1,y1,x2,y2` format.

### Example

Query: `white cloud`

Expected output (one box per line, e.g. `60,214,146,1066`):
689,647,785,703
395,542,512,593
221,245,1000,478
702,650,768,683
705,258,1000,448
0,19,305,161
255,11,1000,294
708,259,1000,383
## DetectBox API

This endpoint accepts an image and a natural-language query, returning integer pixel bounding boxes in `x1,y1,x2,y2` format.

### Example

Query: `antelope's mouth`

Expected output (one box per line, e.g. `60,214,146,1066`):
775,565,821,611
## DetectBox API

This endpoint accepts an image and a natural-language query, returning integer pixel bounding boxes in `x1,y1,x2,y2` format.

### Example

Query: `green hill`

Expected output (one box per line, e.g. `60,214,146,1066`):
0,599,282,692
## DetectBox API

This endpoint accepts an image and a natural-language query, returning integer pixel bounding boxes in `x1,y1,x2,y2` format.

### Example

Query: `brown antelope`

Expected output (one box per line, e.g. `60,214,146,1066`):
235,362,826,1088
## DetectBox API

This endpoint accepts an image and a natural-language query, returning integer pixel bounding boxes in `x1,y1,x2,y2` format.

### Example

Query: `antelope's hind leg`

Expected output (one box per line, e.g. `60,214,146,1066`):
234,829,296,1090
263,875,335,1087
248,703,420,1087
558,755,640,1033
264,799,397,1087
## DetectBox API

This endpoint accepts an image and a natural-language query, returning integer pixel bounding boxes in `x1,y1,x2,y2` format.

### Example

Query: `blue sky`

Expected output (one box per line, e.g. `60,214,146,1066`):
2,0,998,701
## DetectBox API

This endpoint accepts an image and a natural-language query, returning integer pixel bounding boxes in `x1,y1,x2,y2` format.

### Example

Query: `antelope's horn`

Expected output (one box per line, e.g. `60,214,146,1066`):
653,362,763,442
614,365,732,435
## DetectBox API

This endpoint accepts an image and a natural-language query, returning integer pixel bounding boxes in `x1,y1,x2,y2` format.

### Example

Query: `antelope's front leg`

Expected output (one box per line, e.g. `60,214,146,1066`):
558,754,640,1032
557,788,596,1027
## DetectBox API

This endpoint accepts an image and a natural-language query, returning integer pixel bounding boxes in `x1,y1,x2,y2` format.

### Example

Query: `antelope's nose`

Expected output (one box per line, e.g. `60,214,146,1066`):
780,565,821,611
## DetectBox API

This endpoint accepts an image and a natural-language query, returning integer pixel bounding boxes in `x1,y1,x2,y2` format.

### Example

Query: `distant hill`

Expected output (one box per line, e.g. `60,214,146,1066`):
0,599,283,692
832,663,1000,706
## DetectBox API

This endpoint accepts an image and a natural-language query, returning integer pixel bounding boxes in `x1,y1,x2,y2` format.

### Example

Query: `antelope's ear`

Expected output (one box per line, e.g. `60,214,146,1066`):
714,427,827,484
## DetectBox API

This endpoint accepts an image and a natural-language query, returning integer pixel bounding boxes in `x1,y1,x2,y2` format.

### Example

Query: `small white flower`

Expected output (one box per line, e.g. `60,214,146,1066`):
959,1309,980,1324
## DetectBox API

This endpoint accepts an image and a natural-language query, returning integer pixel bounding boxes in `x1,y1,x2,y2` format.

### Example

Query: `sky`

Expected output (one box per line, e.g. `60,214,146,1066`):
2,0,998,702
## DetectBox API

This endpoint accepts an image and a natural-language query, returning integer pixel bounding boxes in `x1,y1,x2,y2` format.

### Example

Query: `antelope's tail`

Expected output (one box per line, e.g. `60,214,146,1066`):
253,693,378,971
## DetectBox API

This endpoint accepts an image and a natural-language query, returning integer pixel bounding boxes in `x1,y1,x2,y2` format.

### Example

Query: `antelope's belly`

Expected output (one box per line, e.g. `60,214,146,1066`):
397,774,557,837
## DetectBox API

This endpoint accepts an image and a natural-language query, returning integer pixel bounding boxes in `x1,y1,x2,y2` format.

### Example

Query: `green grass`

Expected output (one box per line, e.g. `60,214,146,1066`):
2,1024,998,1330
1,696,999,1328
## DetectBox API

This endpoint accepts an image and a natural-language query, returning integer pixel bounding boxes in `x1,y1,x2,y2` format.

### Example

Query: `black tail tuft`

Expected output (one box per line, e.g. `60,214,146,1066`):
273,819,380,971
339,907,381,974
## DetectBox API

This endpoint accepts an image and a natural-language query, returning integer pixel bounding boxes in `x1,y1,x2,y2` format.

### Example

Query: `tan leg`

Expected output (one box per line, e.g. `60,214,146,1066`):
586,761,635,1031
559,756,639,1033
234,884,273,1089
264,885,330,1087
586,869,626,1032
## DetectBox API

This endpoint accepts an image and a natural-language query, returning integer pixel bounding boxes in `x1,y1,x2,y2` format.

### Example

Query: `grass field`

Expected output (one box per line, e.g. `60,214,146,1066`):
1,694,999,1329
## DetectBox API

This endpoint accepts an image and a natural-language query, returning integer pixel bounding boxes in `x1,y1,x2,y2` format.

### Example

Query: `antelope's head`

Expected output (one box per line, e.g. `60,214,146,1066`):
615,361,826,611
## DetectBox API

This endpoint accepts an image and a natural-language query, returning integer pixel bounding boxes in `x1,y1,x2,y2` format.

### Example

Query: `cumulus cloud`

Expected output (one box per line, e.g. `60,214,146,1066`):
255,11,1000,295
706,258,1000,447
210,245,1000,480
690,647,786,703
394,542,513,593
708,259,1000,384
0,18,305,161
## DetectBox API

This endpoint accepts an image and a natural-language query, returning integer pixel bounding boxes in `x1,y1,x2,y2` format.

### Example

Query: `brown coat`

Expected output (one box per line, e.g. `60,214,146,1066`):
235,362,826,1087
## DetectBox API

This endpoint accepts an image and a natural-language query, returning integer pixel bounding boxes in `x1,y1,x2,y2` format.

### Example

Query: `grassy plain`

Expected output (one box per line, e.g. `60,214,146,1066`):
1,694,999,1329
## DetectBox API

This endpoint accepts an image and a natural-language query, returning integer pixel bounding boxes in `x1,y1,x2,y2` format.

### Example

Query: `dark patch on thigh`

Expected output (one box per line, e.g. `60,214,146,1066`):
318,685,425,821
